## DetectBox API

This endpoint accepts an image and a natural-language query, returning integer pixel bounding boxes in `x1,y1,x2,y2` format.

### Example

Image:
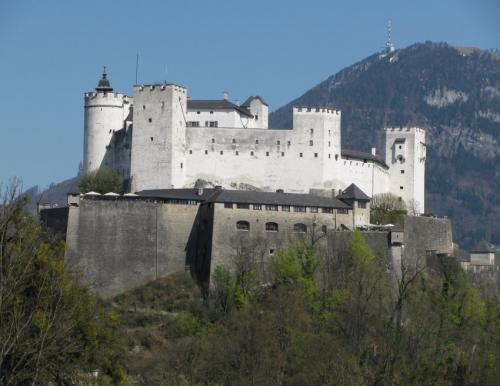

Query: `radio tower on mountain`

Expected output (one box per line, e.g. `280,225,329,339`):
386,20,395,53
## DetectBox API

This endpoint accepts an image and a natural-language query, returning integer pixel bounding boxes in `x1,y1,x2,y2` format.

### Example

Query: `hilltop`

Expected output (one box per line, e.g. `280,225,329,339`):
270,42,500,247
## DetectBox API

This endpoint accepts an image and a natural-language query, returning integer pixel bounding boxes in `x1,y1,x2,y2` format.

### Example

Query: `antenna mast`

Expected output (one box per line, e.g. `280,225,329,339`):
135,54,139,84
386,21,395,53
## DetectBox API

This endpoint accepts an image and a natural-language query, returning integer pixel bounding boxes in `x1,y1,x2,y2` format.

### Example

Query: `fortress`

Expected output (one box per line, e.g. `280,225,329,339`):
84,69,426,213
45,70,441,297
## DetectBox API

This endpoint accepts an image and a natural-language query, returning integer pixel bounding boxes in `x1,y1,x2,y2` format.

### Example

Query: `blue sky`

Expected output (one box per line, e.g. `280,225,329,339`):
0,0,498,190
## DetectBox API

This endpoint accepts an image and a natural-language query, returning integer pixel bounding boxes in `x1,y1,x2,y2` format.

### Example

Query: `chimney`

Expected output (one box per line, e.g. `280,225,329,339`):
223,91,229,101
371,147,377,156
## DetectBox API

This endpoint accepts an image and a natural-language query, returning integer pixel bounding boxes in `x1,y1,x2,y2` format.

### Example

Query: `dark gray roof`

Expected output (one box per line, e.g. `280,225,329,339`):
137,188,351,209
470,240,495,253
208,190,351,209
341,149,388,168
137,188,217,201
337,183,371,201
96,67,113,92
187,99,253,118
241,96,269,107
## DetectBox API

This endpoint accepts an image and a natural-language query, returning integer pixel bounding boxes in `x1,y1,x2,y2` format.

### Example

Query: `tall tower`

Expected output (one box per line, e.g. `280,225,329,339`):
385,127,426,213
385,21,395,53
83,68,129,173
130,83,188,191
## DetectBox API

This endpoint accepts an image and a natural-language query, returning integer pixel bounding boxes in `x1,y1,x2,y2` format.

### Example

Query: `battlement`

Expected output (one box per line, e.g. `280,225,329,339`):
85,92,128,101
293,106,341,115
133,83,187,94
384,127,425,134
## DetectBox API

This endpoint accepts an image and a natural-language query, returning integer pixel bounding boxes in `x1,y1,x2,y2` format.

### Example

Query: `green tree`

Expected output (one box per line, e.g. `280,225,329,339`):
0,182,129,385
78,169,123,194
370,192,407,224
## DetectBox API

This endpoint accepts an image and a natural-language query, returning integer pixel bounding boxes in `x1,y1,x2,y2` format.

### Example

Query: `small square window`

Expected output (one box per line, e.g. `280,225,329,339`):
210,111,214,114
232,138,236,143
314,153,318,158
204,150,208,155
220,150,224,155
212,138,215,143
253,204,262,210
282,205,290,212
281,152,285,156
150,137,154,142
299,153,303,157
224,203,233,209
310,128,314,134
180,162,183,169
277,140,280,145
310,207,318,213
328,154,331,158
309,140,313,146
236,203,250,209
189,150,193,154
235,151,239,155
287,141,291,146
269,249,275,255
328,141,331,147
148,118,152,123
266,152,269,156
142,105,146,110
401,170,405,174
250,151,254,156
197,111,200,114
255,139,259,144
400,186,404,190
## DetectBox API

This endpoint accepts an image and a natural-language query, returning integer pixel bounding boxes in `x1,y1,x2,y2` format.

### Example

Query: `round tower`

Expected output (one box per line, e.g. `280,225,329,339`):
83,68,128,173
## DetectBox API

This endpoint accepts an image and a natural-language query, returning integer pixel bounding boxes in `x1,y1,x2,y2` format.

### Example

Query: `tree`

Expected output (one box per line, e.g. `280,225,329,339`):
78,169,123,194
0,181,129,385
370,193,407,224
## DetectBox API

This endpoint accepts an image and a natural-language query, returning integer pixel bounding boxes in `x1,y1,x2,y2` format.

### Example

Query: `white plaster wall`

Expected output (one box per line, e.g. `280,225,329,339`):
470,252,495,265
83,92,128,172
130,84,187,191
186,109,248,128
385,127,426,212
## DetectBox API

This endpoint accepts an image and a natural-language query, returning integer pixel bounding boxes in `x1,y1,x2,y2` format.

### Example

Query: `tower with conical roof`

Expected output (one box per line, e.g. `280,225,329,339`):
83,67,131,174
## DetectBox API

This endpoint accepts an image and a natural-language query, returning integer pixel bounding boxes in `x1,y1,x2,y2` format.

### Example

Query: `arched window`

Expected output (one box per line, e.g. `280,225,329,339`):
236,221,250,231
293,223,307,233
265,222,279,232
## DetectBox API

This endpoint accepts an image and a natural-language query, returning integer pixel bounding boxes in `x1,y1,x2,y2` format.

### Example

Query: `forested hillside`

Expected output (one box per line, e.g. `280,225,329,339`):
270,42,500,248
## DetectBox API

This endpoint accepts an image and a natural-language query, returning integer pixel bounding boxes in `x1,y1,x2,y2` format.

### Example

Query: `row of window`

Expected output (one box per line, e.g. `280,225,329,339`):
224,202,348,214
187,121,218,127
236,221,328,233
187,149,340,159
204,138,334,147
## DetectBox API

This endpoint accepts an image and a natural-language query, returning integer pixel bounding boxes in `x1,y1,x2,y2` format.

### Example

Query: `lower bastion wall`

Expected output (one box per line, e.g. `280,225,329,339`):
65,198,200,298
61,196,455,297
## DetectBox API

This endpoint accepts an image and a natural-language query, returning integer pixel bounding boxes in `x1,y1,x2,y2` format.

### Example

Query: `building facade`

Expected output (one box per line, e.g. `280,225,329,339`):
83,70,426,213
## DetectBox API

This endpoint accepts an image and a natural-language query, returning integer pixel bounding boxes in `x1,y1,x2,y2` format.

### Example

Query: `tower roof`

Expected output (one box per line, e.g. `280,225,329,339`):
470,240,495,253
96,66,113,92
337,183,371,202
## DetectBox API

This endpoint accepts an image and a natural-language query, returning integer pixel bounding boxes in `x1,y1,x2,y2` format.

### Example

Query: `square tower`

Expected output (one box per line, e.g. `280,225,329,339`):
385,127,426,214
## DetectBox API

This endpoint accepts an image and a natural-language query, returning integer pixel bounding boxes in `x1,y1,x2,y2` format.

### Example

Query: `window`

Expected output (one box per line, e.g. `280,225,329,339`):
255,139,259,144
236,221,250,231
399,145,402,149
224,203,233,209
204,150,208,155
180,162,183,169
294,206,306,213
281,152,285,156
401,170,405,174
197,111,200,114
299,153,303,157
309,140,313,146
266,152,269,156
287,141,291,146
250,151,254,156
328,141,331,147
212,138,215,143
209,121,218,127
210,111,213,114
150,137,154,142
400,186,404,190
235,150,239,155
232,138,236,143
310,128,314,135
148,118,152,123
310,207,318,213
220,150,224,155
335,154,339,160
328,130,331,136
255,114,259,120
294,223,307,233
266,204,278,211
322,207,333,214
189,150,193,154
142,105,146,110
236,203,250,209
265,222,279,232
277,140,280,145
337,208,348,214
282,205,290,212
269,249,275,255
328,154,331,158
187,121,200,127
253,204,262,210
314,153,318,158
358,202,367,209
321,225,327,233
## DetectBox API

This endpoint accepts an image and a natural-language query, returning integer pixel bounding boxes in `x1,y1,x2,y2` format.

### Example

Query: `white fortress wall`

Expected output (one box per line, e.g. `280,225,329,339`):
130,84,187,191
186,109,247,128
